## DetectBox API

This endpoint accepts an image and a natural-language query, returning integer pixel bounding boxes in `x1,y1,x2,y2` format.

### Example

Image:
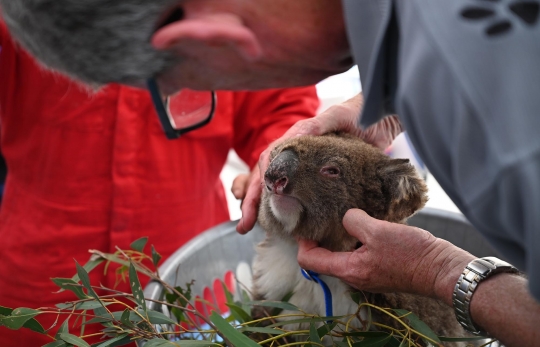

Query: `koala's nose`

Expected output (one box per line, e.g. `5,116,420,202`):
264,149,299,195
265,175,288,194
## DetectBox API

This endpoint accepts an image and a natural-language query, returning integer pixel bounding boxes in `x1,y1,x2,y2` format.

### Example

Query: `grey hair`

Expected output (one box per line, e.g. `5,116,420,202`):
0,0,179,85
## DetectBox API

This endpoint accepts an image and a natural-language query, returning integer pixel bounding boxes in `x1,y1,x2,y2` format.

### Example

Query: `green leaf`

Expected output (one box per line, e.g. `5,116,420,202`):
51,278,88,299
0,306,13,315
340,332,390,338
142,340,172,347
226,303,252,324
221,281,234,305
170,306,185,323
94,333,130,347
71,257,105,283
42,341,67,347
171,341,222,346
130,237,148,253
351,334,393,347
266,316,346,328
146,309,177,325
309,320,323,346
0,307,41,330
129,262,147,314
55,318,70,338
0,306,46,334
317,321,338,338
350,291,362,305
271,291,294,316
75,261,100,301
151,245,162,267
120,309,134,328
393,309,441,345
59,332,91,347
209,312,260,347
245,300,299,312
239,326,284,335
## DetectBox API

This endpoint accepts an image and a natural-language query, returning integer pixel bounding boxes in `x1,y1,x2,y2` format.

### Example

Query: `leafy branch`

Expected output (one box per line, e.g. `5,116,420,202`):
0,238,492,347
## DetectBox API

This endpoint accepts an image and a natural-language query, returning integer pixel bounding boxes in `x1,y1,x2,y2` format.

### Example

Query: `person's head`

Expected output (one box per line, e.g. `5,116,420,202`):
0,0,352,93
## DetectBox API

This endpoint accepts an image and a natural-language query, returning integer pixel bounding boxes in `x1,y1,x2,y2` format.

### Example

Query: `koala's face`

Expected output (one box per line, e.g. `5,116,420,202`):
258,134,427,251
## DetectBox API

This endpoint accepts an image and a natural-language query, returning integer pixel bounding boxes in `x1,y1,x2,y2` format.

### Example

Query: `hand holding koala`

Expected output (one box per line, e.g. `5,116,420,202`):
235,93,403,233
297,209,475,303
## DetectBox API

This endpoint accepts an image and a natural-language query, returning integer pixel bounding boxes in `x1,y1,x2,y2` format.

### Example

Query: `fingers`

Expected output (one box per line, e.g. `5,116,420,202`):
342,208,381,242
297,238,351,277
236,167,263,234
232,174,250,199
359,115,404,150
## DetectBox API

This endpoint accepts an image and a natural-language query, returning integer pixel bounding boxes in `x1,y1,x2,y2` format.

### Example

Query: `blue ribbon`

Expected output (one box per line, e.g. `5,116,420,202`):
301,268,333,321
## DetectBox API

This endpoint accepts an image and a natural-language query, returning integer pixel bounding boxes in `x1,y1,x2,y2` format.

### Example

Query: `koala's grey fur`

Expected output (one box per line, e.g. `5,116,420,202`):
252,133,467,346
0,0,176,86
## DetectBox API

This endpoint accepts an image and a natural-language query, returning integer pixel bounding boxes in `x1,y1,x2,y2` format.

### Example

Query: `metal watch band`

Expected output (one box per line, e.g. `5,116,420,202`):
452,256,518,336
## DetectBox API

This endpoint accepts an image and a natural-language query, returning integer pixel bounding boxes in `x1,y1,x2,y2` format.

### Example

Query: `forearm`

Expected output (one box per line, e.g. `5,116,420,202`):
468,273,540,346
431,249,539,346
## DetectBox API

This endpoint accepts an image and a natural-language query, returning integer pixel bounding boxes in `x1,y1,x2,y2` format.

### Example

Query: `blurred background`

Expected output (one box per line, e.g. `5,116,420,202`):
220,66,460,221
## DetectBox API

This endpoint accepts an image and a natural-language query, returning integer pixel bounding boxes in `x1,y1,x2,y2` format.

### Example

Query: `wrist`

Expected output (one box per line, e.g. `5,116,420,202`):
428,239,475,305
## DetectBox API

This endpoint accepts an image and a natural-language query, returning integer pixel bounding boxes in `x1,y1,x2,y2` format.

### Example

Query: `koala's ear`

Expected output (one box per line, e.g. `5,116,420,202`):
379,158,428,223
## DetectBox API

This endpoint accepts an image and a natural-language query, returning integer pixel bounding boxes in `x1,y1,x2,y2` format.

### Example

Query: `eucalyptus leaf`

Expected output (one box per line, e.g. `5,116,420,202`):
340,332,390,338
42,341,68,347
120,309,134,328
151,245,162,267
129,262,147,314
71,257,105,283
75,261,100,301
0,306,46,334
309,320,323,345
146,309,177,325
51,278,88,299
142,339,172,347
393,309,441,345
266,316,346,328
0,307,41,330
226,303,252,324
55,318,70,338
59,332,91,347
317,321,338,338
350,291,362,305
172,341,222,347
209,312,260,347
271,291,294,316
239,326,284,335
93,333,130,347
76,301,112,310
130,237,148,253
351,334,393,347
221,281,234,305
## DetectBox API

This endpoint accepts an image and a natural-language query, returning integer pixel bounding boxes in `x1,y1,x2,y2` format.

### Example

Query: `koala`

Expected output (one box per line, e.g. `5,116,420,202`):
251,133,467,345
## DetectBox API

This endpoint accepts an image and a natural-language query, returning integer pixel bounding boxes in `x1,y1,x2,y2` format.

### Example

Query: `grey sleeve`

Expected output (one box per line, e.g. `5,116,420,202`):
468,160,540,300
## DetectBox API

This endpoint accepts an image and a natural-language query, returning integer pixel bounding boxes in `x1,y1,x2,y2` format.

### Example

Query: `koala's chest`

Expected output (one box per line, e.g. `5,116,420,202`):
252,236,368,323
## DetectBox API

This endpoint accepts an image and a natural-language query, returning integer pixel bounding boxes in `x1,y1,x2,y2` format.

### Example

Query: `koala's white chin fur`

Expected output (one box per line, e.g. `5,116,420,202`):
269,194,303,233
252,236,368,338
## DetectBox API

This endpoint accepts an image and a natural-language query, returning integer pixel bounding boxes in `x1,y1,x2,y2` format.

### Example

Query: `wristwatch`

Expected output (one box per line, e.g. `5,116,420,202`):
452,256,519,336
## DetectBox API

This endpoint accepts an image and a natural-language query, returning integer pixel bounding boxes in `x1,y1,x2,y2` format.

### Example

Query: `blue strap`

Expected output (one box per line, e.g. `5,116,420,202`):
301,268,333,321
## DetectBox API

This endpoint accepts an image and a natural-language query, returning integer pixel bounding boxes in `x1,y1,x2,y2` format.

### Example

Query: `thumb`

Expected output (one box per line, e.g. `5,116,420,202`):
342,208,378,243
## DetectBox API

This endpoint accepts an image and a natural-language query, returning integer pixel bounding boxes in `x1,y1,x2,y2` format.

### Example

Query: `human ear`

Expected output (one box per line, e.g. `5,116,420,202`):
151,13,262,61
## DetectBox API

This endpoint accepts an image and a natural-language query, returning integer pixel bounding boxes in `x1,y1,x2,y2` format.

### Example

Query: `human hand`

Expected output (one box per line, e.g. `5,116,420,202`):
236,94,403,234
297,209,475,304
232,165,263,233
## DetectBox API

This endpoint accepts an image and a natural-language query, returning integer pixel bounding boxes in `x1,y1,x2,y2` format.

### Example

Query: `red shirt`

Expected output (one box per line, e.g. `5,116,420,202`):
0,20,318,345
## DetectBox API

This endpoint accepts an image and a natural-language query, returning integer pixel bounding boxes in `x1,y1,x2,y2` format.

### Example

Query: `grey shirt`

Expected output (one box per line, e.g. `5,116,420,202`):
343,0,540,300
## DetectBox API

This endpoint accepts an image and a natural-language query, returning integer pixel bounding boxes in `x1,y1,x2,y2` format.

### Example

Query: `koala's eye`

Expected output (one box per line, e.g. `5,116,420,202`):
320,166,340,177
